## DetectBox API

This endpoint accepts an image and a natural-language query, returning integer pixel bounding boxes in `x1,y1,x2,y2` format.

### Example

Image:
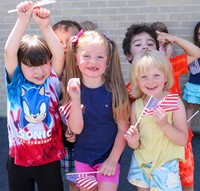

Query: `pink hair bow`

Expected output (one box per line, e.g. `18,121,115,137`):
72,29,84,44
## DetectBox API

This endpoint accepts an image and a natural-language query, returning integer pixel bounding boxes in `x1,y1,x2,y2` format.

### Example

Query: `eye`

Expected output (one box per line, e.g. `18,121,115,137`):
134,43,141,47
139,75,147,79
97,55,104,59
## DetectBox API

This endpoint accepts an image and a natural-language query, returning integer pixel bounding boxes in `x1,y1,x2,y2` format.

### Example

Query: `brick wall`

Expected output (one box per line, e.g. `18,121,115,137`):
1,0,200,130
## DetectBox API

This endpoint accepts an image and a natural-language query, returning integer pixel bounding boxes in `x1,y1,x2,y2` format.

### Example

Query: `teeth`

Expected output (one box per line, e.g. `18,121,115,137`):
18,138,52,145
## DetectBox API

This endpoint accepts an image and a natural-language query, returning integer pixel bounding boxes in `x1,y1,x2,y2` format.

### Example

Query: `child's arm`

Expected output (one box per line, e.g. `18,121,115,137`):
99,119,129,176
165,43,174,58
67,78,84,134
32,8,64,78
124,102,140,149
4,1,33,81
157,31,200,64
154,97,188,146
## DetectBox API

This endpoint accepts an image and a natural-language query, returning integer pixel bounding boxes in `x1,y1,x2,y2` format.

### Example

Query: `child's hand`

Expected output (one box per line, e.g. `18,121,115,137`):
16,1,33,20
65,128,76,143
99,157,117,176
124,125,140,149
32,7,50,27
67,78,81,101
154,106,168,127
156,31,176,43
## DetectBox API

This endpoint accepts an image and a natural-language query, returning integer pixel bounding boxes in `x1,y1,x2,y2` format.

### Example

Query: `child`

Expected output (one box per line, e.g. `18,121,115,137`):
60,30,130,191
53,20,82,54
182,21,200,127
124,50,188,190
53,20,81,191
122,22,200,191
4,1,65,191
152,22,174,58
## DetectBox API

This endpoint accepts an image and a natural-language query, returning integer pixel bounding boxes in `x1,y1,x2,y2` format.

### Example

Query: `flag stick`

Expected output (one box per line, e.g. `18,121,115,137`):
66,171,99,176
187,110,199,123
133,96,153,128
8,0,56,13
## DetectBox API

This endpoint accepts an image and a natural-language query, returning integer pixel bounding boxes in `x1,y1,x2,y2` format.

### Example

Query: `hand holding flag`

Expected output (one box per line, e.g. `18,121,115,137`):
133,94,179,128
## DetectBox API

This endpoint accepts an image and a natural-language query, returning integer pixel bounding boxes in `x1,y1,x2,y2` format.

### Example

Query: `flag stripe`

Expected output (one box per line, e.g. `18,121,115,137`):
142,94,179,117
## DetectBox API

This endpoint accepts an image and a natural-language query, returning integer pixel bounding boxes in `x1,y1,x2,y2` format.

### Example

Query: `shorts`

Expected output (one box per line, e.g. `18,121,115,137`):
179,128,194,187
128,154,182,191
60,147,75,173
75,161,120,185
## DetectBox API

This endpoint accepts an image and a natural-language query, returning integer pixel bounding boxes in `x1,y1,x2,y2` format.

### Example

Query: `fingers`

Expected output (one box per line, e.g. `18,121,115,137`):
67,78,80,92
33,8,50,18
126,125,138,136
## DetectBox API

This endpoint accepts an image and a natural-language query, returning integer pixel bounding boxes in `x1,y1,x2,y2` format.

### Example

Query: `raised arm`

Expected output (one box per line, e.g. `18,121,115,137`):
157,31,200,64
67,78,84,134
4,1,33,81
32,8,64,78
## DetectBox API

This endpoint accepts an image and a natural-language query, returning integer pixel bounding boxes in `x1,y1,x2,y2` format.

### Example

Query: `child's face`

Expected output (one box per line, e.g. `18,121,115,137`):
76,41,109,82
137,67,166,98
21,61,51,85
126,32,157,62
54,27,79,54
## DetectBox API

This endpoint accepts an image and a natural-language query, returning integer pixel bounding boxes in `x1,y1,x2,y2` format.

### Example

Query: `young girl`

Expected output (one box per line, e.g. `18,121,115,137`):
152,22,174,58
182,21,200,127
124,50,188,191
60,31,130,191
4,1,65,191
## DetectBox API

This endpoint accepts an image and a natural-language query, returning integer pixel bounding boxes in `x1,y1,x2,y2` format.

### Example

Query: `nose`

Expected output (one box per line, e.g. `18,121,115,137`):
89,57,97,65
143,46,148,50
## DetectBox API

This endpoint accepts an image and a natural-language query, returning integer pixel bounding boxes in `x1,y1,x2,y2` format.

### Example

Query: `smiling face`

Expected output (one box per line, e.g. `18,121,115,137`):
137,66,166,98
21,61,51,85
126,32,157,62
76,40,109,85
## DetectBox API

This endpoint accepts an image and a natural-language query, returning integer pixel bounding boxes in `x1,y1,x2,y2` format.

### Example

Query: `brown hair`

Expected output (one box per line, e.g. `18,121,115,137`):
17,34,52,67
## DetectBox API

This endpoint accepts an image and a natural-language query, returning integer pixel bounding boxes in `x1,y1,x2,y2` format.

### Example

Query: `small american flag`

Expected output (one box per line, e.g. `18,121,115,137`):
59,101,72,121
66,173,98,190
142,94,179,116
59,101,84,121
142,96,159,116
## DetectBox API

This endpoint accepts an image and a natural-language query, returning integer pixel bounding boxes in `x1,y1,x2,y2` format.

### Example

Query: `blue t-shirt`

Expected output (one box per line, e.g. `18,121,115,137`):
74,84,118,166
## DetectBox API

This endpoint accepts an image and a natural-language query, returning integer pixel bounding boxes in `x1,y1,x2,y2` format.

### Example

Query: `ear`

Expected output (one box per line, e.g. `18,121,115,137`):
125,53,133,63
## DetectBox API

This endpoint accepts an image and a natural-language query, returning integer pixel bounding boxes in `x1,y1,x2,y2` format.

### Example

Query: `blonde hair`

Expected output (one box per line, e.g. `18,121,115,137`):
130,50,173,98
61,31,130,121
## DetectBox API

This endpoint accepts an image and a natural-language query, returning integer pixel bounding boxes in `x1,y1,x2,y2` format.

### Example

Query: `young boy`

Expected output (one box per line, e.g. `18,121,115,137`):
122,22,200,191
53,20,82,191
53,20,82,54
4,1,65,191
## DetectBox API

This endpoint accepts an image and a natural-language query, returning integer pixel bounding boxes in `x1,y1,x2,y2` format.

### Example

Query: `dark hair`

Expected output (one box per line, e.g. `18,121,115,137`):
122,23,159,56
52,20,82,31
17,34,52,67
193,22,200,47
152,22,168,33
